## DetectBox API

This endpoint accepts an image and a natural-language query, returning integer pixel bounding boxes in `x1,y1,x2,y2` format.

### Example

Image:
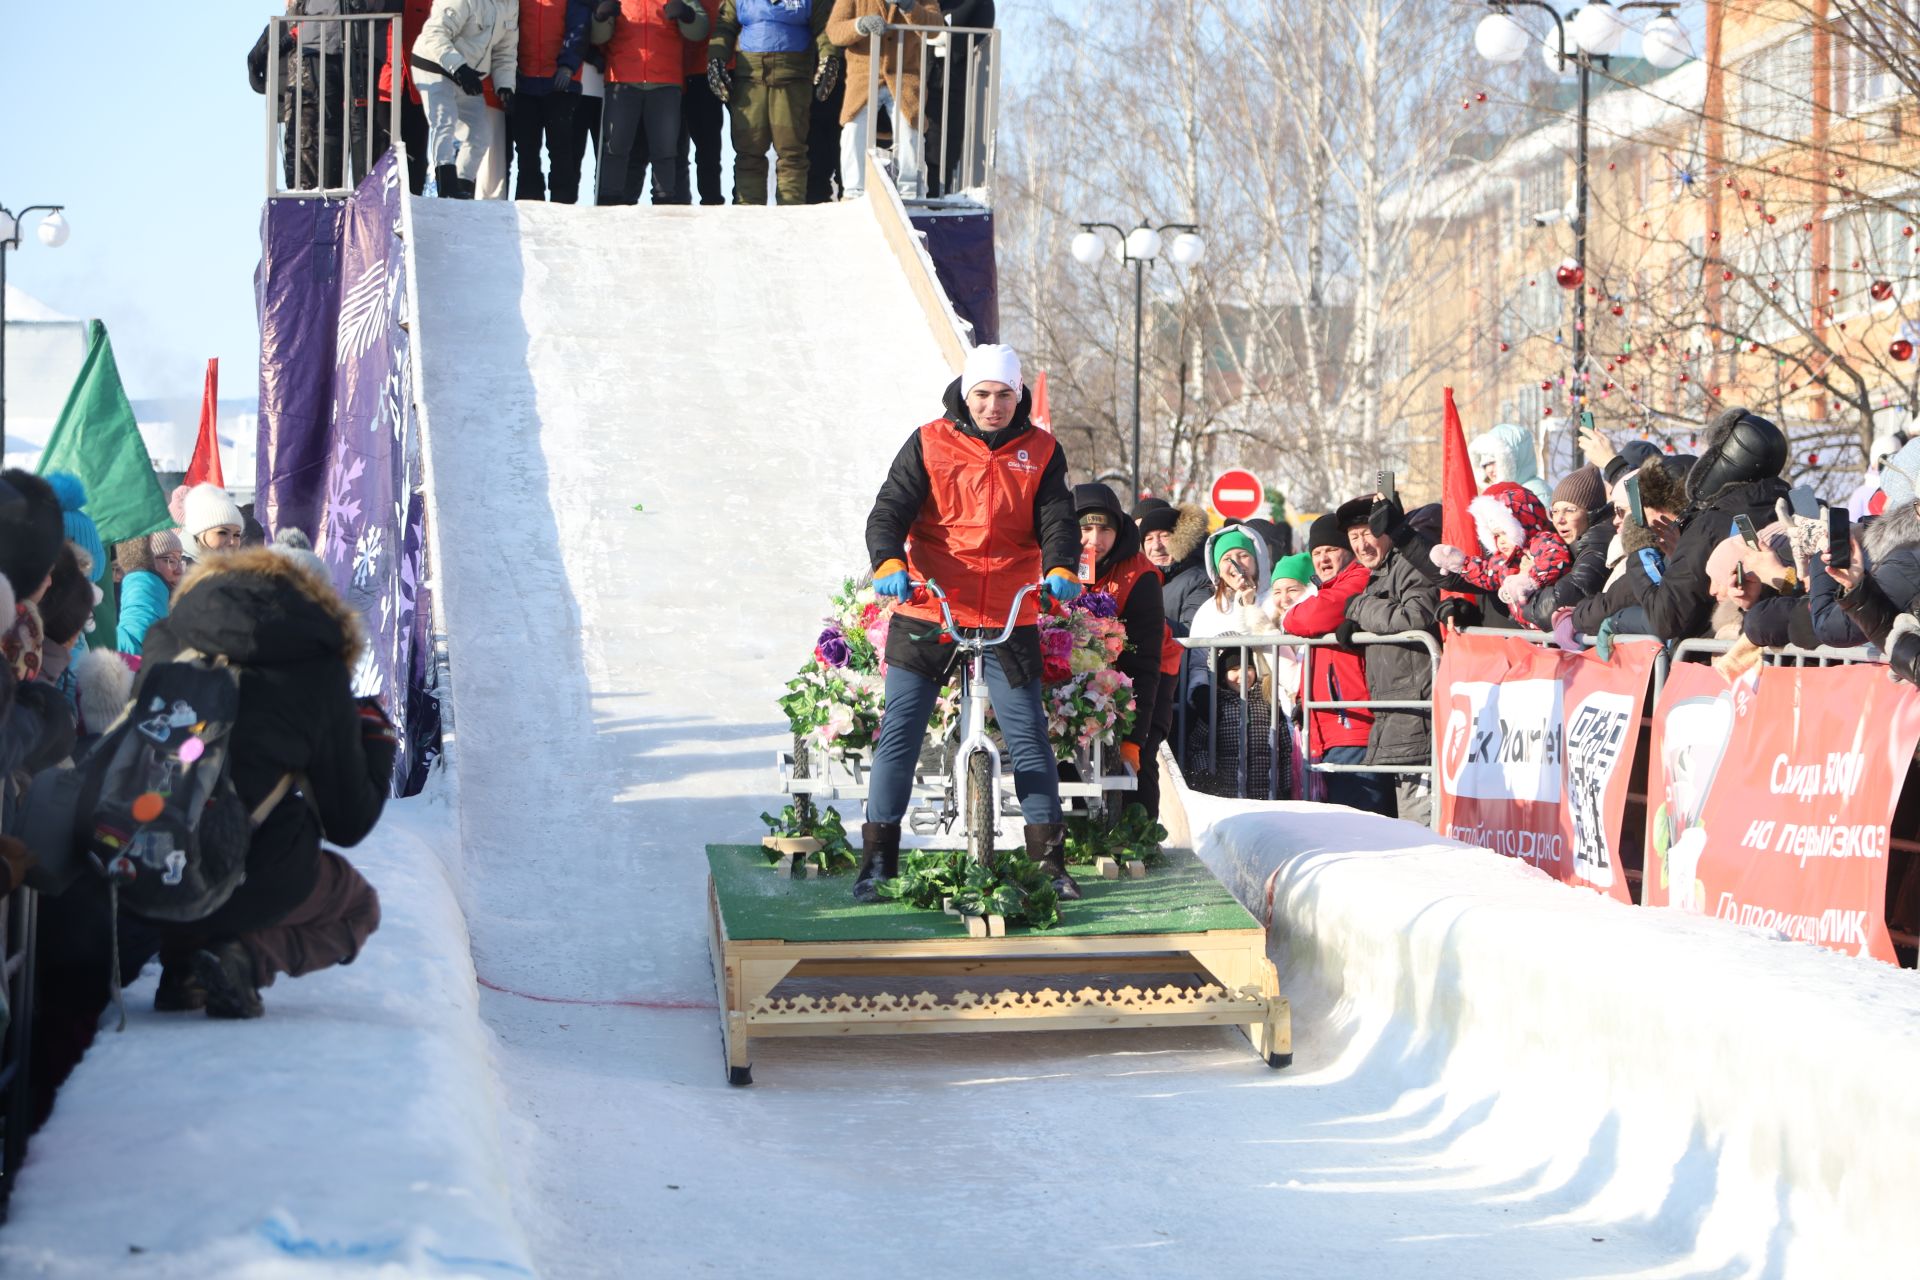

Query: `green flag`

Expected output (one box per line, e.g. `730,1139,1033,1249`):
36,320,173,544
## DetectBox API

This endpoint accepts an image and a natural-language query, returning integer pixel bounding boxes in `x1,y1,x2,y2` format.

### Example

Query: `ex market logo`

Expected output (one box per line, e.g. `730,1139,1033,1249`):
1440,678,1564,804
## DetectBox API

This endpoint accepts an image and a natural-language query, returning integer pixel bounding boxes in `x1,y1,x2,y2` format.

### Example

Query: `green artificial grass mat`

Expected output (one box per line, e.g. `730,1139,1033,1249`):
708,844,1258,942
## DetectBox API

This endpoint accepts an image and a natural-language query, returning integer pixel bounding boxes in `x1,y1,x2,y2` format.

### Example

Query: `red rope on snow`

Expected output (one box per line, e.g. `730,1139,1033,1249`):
475,974,717,1011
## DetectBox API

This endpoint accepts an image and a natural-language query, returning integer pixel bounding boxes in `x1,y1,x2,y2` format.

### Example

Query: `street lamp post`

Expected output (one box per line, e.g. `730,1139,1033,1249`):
1070,220,1206,502
1475,3,1689,458
0,203,72,449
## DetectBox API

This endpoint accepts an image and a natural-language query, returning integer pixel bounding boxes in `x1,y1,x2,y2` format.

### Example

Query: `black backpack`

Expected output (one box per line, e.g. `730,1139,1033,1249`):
78,652,291,923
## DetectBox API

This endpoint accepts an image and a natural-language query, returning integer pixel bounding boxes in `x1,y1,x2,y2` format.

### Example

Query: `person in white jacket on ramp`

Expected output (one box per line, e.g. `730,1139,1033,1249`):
411,0,520,197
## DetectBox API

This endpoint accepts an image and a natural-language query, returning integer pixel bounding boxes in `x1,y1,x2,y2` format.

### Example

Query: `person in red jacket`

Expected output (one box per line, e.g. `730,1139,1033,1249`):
596,0,709,204
510,0,593,201
1282,512,1393,817
378,0,438,194
857,344,1083,902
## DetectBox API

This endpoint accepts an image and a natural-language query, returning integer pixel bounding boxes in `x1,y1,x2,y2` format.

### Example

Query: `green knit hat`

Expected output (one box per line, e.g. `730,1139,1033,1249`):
1210,528,1256,573
1271,552,1313,585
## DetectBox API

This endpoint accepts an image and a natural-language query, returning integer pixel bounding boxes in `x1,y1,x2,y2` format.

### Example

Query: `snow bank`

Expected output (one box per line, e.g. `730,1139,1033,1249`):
0,782,535,1280
1186,789,1920,1276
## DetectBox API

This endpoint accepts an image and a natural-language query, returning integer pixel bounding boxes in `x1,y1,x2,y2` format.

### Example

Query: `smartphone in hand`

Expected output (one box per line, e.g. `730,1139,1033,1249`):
1788,486,1821,522
1623,473,1646,527
1376,469,1396,504
1828,508,1852,568
1733,514,1760,550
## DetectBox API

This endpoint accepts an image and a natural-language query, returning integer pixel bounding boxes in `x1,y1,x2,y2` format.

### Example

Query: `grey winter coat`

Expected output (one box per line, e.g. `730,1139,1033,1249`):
1343,548,1438,765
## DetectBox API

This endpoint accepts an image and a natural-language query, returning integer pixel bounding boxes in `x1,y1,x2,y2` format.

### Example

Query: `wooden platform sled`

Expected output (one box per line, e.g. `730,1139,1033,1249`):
706,844,1290,1085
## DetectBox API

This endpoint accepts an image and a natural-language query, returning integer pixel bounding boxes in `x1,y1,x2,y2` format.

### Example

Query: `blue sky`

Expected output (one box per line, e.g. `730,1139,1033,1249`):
2,4,269,402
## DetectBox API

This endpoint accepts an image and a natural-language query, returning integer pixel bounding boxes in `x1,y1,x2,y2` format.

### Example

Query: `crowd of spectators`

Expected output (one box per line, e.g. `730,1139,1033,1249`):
1156,406,1920,825
2,470,399,1147
267,0,991,205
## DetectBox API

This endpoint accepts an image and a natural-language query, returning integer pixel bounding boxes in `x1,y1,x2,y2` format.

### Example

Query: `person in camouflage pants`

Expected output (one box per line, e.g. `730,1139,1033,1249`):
707,0,839,204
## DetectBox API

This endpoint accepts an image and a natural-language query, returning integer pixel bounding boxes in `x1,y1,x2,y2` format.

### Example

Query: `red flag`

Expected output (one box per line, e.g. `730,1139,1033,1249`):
1441,387,1479,603
1031,370,1051,430
185,358,224,489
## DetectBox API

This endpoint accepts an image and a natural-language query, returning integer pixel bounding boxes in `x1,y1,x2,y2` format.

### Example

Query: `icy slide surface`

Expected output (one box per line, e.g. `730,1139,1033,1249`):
405,200,1744,1279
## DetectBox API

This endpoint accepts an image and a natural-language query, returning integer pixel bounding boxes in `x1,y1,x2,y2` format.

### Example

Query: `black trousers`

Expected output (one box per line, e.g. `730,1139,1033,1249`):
566,92,603,188
1137,672,1176,820
673,75,726,205
806,76,843,203
509,91,585,202
599,83,683,205
399,94,429,194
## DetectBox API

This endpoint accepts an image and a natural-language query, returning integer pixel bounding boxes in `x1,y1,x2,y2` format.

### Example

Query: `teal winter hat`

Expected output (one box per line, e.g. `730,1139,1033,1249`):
45,472,106,583
1210,528,1256,572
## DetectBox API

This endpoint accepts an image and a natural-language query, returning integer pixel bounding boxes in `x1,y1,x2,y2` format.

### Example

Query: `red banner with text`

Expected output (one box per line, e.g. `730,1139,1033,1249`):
1644,661,1920,963
1436,633,1659,903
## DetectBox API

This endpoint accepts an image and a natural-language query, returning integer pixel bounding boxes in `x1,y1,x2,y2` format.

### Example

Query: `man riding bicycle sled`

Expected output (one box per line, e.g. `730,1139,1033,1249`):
855,343,1085,903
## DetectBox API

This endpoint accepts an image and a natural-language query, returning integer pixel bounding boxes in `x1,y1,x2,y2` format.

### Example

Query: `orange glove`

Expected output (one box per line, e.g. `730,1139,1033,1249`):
1118,741,1141,772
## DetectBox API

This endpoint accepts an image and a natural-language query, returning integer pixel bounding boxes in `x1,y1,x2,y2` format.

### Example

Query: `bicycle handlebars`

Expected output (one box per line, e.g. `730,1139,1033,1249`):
909,578,1046,651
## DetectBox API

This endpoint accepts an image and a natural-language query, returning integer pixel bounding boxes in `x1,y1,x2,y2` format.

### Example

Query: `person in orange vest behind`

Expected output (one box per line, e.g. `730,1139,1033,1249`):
857,344,1082,903
1071,483,1170,820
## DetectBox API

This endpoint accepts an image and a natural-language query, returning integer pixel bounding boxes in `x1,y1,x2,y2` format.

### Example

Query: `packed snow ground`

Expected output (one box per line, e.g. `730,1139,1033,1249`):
5,198,1905,1277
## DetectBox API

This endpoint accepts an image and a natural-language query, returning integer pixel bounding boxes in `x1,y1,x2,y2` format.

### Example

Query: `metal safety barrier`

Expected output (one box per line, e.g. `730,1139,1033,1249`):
0,885,38,1223
1177,632,1442,829
863,24,1000,207
264,12,403,199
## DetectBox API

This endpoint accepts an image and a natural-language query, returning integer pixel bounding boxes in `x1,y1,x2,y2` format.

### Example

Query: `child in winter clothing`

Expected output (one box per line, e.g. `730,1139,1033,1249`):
1429,482,1571,629
116,531,186,657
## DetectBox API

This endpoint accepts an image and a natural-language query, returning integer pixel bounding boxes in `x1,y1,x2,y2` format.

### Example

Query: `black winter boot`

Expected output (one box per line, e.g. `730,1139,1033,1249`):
193,940,265,1020
1025,822,1080,901
153,958,208,1012
435,163,474,199
852,822,901,903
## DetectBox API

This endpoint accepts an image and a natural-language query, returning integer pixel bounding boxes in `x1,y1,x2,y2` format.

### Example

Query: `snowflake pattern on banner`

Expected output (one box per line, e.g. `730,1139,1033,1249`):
263,149,439,794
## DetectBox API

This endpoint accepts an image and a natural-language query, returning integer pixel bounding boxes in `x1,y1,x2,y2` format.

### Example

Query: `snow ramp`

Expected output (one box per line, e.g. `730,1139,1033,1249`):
394,198,1786,1280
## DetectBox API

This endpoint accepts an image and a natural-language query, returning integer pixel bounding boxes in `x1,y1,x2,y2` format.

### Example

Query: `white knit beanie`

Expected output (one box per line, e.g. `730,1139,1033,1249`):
182,484,244,541
961,343,1023,398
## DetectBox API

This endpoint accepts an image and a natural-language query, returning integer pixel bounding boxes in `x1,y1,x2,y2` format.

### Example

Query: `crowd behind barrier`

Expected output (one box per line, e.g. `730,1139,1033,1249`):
261,4,999,210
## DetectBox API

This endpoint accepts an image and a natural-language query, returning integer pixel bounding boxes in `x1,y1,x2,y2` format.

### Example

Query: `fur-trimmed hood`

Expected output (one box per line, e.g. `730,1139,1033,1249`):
1468,482,1552,553
1614,454,1689,517
1164,502,1211,569
165,545,364,671
1862,498,1920,569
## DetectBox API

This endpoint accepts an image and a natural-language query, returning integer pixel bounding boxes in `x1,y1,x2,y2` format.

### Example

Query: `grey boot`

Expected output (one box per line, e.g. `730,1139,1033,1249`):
853,822,901,903
1024,822,1080,901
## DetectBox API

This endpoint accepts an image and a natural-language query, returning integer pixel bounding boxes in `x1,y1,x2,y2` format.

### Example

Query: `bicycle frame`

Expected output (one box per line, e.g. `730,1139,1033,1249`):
914,578,1042,861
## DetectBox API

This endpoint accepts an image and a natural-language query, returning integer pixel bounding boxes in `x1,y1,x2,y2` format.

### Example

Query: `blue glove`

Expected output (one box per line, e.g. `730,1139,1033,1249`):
874,566,912,600
1045,571,1083,604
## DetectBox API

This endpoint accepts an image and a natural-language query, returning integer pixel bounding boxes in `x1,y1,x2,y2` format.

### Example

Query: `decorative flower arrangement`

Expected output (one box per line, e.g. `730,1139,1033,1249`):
780,580,1136,764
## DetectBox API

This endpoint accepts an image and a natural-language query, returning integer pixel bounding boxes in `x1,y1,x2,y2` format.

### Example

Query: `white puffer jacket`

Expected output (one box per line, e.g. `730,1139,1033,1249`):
414,0,519,86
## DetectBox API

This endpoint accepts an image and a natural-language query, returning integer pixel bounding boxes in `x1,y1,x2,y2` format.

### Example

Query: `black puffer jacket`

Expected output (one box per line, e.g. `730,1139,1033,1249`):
1524,514,1615,629
136,548,394,933
1343,547,1437,765
1624,410,1791,641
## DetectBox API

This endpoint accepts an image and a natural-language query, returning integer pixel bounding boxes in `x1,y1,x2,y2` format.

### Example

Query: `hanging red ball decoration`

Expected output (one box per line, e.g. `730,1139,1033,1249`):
1893,338,1915,362
1724,270,1735,281
1808,453,1819,465
1476,92,1487,102
1765,214,1778,225
1872,280,1895,302
1540,380,1553,391
1499,341,1510,352
1555,259,1585,290
1611,304,1624,316
1905,226,1916,237
1739,188,1751,199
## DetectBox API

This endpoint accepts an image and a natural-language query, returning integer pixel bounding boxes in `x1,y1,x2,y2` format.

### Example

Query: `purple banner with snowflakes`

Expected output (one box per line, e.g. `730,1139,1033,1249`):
256,149,440,794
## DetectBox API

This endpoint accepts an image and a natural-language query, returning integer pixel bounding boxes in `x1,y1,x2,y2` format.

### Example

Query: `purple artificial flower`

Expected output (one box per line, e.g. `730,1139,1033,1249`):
1041,627,1074,660
815,625,852,668
1071,591,1120,619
